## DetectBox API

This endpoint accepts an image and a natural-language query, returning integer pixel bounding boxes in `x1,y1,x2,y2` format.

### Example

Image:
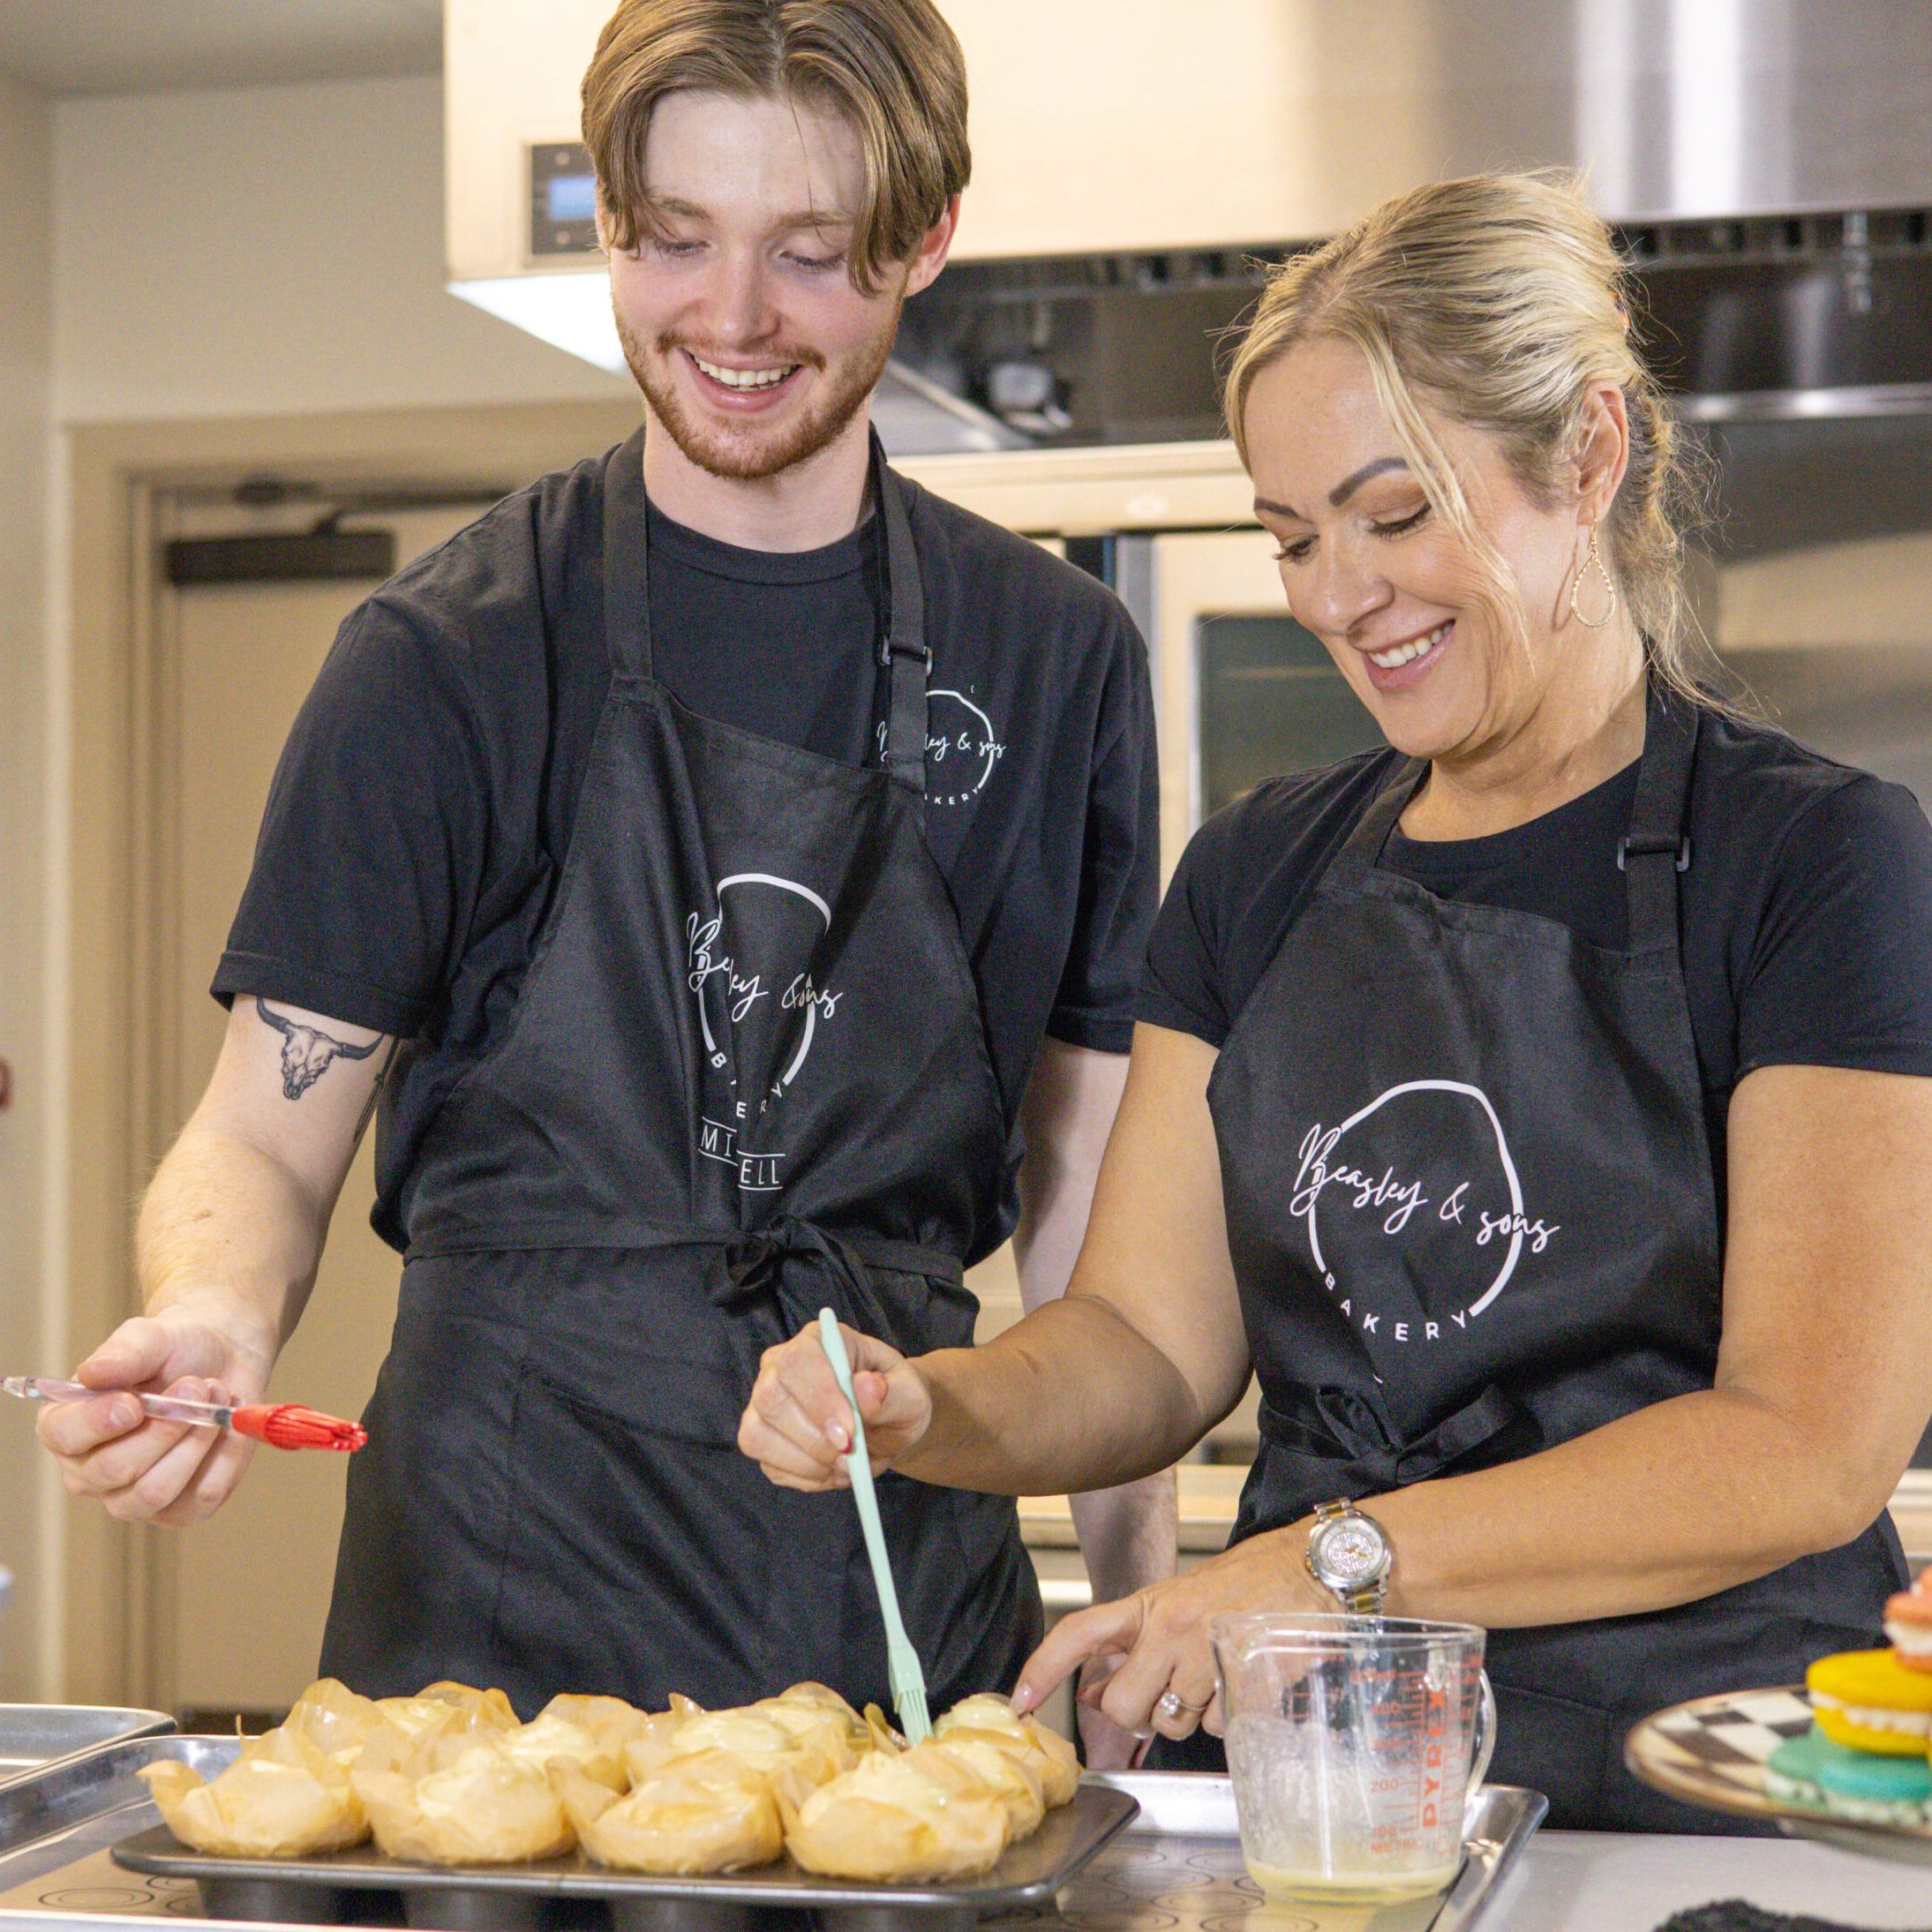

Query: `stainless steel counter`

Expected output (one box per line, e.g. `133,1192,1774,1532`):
0,1831,1924,1932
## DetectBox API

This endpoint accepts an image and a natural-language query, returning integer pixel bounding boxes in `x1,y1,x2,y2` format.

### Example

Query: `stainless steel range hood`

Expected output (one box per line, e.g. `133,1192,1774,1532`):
447,0,1932,446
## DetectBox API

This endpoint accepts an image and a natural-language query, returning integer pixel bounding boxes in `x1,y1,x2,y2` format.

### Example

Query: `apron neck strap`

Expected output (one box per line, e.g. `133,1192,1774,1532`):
1328,757,1428,888
1324,680,1699,952
873,431,931,793
603,428,653,683
1619,680,1699,954
601,427,932,794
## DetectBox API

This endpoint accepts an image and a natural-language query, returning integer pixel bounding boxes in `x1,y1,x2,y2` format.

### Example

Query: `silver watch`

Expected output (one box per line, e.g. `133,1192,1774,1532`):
1304,1497,1393,1614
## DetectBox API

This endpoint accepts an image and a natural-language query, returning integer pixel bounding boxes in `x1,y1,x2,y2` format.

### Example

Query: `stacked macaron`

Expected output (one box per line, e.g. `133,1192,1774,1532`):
1766,1574,1932,1826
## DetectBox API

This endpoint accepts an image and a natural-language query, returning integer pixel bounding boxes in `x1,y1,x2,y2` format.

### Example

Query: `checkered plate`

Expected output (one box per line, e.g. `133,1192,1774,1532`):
1624,1684,1932,1866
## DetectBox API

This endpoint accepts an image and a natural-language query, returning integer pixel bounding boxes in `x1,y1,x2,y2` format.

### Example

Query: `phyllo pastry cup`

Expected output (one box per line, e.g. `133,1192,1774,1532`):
553,1748,783,1873
933,1695,1079,1808
926,1733,1046,1838
141,1725,368,1858
278,1678,390,1770
499,1694,648,1790
374,1681,520,1747
628,1706,833,1808
350,1735,574,1865
782,1745,1010,1881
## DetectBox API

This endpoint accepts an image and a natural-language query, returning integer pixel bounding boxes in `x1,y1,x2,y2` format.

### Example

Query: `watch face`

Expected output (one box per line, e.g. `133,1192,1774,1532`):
1319,1520,1386,1583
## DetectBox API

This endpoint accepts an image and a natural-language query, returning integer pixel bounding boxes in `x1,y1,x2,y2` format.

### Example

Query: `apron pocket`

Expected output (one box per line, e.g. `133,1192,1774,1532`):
1488,1680,1612,1830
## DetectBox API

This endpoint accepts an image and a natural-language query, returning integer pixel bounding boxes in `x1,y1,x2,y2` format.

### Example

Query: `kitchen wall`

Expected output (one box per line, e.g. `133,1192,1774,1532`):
52,73,631,421
0,68,52,1703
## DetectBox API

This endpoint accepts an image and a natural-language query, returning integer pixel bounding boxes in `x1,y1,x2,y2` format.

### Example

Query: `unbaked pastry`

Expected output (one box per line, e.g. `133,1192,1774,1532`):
277,1678,388,1768
782,1743,1010,1881
933,1695,1079,1807
350,1734,573,1865
374,1681,519,1747
554,1748,782,1873
926,1733,1045,1838
140,1725,367,1858
613,1694,703,1781
498,1695,646,1791
628,1704,842,1809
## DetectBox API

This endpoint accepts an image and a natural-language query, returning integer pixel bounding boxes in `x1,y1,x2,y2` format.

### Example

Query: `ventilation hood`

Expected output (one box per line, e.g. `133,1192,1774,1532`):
446,0,1932,449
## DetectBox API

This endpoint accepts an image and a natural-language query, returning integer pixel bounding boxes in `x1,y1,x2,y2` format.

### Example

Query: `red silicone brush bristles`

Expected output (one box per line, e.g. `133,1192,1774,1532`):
229,1403,368,1452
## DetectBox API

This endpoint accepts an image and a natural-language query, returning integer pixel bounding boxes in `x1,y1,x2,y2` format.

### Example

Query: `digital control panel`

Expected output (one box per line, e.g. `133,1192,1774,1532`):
528,142,601,259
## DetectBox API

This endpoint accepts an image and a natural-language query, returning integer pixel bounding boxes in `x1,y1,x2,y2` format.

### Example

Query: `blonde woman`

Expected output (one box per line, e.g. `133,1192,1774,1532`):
740,174,1932,1830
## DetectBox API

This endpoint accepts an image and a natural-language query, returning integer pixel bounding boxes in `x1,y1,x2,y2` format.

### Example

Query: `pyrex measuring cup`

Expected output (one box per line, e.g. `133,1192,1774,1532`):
1210,1613,1494,1906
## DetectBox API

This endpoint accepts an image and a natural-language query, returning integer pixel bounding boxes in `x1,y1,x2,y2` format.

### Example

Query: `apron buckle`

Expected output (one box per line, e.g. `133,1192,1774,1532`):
878,635,933,672
1617,832,1691,873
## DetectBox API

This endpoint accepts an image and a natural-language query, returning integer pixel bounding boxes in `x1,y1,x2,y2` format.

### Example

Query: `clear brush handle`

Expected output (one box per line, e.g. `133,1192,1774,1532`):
1,1376,228,1428
816,1310,932,1742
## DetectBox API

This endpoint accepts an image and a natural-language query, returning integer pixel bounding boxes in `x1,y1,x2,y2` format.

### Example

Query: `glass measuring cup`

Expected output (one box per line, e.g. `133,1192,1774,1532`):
1210,1613,1495,1906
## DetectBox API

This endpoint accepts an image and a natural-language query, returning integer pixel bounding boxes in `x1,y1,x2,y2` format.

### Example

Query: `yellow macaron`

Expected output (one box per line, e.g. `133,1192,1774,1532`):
1807,1648,1932,1756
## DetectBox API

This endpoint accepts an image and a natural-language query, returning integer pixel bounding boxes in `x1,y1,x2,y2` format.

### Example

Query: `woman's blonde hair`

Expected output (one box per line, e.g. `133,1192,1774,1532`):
1225,172,1710,701
583,0,970,297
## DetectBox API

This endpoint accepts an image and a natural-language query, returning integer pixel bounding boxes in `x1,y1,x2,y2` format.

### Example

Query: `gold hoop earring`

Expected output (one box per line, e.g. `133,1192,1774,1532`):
1568,528,1617,629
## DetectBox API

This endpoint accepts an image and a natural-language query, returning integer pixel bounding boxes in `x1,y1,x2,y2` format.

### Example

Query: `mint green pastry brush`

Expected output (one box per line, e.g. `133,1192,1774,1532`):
817,1307,932,1743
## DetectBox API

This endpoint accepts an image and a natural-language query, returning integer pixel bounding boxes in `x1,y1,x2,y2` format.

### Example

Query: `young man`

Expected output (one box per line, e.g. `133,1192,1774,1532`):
41,0,1166,1753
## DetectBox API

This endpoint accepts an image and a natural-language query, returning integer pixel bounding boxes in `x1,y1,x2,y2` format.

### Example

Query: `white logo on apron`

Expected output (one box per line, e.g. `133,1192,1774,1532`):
687,872,842,1192
875,688,1008,808
1292,1079,1560,1344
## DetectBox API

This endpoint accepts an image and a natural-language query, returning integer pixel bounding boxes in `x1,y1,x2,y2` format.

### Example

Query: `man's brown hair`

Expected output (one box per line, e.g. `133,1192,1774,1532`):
582,0,971,295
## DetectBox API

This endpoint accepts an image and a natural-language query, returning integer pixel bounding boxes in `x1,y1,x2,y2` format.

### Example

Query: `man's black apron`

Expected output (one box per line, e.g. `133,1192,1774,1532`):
319,430,1041,1718
1199,689,1903,1830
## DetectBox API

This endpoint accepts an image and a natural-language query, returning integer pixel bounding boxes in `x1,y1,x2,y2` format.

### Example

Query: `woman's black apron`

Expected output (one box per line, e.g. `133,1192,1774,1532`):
318,430,1041,1718
1197,690,1903,1830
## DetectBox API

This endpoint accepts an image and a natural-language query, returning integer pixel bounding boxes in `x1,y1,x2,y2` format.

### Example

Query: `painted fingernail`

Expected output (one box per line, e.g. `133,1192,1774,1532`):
1011,1684,1036,1714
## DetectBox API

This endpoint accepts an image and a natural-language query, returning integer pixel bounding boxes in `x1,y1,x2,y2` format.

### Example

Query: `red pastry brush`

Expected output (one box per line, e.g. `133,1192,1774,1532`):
2,1375,367,1451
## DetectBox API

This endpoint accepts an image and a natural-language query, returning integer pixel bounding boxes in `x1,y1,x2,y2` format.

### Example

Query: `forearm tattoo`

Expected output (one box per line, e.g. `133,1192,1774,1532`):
255,999,384,1101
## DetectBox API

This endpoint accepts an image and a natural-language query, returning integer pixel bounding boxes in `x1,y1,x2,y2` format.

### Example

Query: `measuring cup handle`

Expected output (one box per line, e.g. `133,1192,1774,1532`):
1470,1668,1498,1797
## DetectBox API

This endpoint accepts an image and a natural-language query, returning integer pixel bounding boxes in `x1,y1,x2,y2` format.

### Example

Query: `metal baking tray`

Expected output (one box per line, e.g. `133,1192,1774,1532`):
1064,1772,1548,1932
0,1713,175,1792
0,1737,1544,1932
111,1756,1137,1932
0,1733,229,1905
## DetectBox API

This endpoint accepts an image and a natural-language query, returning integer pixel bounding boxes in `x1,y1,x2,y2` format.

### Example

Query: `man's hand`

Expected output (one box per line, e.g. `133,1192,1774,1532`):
36,1313,273,1527
739,1321,933,1490
41,995,387,1531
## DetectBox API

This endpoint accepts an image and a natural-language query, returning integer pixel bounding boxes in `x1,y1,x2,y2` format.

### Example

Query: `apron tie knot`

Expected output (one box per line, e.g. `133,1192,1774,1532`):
707,1216,894,1339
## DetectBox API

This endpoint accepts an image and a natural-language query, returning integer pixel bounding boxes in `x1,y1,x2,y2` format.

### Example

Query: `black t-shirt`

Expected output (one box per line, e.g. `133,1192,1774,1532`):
215,452,1159,1251
1141,707,1932,1199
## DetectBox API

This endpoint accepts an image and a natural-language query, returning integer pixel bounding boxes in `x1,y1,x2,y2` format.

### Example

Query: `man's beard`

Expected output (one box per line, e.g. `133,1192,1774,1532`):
619,303,903,483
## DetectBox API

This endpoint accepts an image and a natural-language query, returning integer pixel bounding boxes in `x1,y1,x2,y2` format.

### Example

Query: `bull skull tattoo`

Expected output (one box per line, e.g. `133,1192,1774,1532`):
257,1000,382,1101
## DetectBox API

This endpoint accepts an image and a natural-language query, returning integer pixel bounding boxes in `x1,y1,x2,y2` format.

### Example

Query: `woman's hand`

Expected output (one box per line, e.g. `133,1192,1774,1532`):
1011,1523,1333,1742
35,1313,271,1527
738,1321,934,1491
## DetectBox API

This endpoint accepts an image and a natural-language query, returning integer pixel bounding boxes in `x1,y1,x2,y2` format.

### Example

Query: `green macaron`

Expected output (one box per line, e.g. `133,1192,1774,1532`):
1767,1723,1932,1823
1763,1726,1841,1807
1815,1737,1932,1824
